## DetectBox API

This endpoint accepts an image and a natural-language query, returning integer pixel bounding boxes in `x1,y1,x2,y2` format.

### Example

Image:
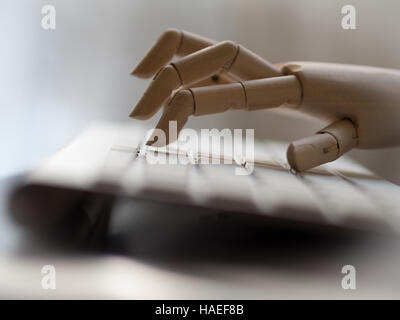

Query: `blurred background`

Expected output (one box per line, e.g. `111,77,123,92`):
1,0,400,300
1,0,400,183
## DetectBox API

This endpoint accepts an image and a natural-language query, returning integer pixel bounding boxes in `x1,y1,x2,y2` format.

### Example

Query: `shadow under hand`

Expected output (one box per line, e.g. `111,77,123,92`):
106,197,382,279
7,177,391,282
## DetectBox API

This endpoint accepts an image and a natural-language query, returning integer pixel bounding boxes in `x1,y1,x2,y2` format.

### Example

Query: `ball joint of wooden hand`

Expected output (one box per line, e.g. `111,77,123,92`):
129,28,400,172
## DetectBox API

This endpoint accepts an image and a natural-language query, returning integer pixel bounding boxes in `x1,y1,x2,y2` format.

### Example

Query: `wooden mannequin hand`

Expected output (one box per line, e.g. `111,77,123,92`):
129,29,400,171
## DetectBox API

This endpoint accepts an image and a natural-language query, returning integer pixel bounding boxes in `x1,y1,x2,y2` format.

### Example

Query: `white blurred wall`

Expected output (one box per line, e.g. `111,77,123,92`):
1,0,399,183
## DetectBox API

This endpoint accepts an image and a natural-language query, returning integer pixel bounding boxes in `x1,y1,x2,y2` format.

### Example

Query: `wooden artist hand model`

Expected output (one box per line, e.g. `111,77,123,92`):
129,29,400,172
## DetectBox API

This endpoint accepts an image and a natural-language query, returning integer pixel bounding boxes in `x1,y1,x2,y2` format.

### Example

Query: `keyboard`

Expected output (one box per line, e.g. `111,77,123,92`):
13,121,400,233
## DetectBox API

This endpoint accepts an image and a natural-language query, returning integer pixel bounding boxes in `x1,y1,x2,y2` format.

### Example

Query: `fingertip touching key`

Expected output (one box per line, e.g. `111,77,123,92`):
147,90,195,146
